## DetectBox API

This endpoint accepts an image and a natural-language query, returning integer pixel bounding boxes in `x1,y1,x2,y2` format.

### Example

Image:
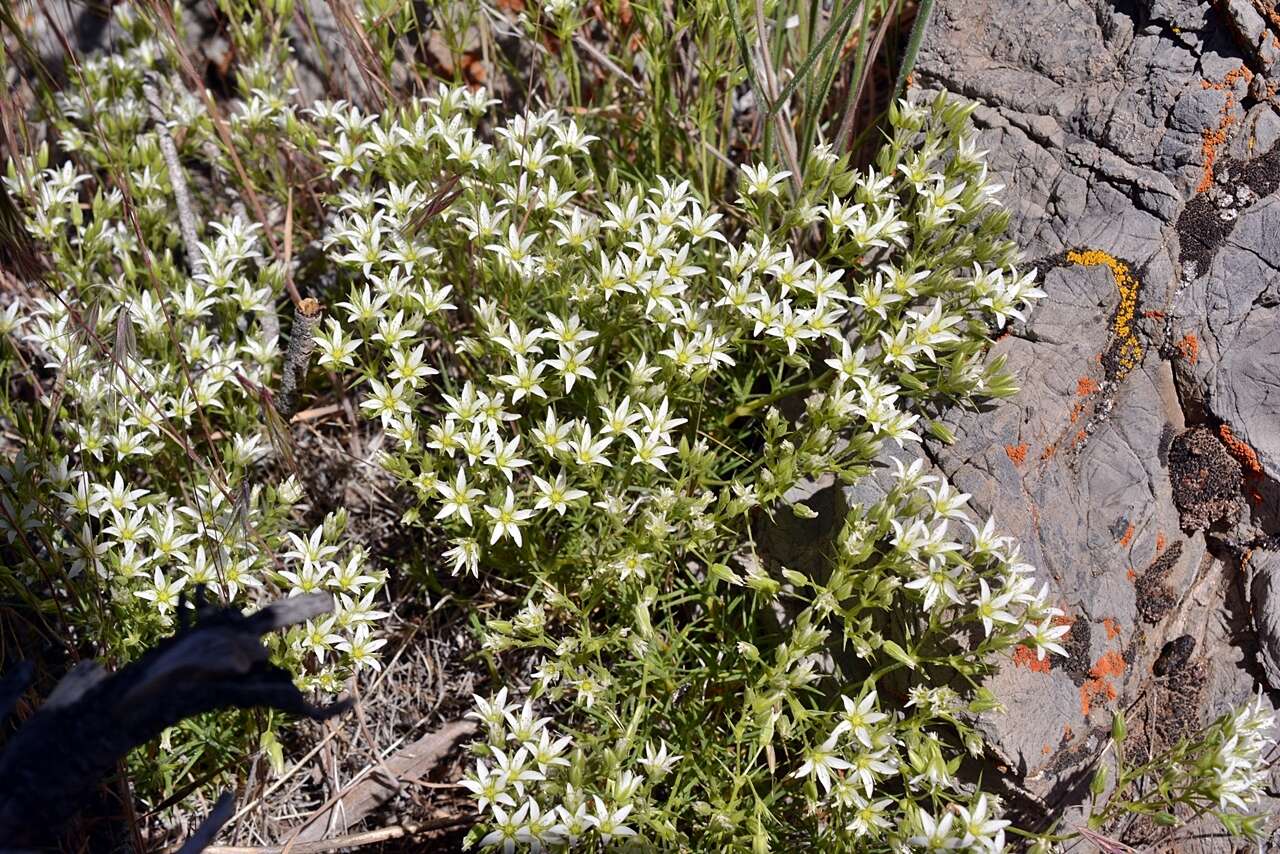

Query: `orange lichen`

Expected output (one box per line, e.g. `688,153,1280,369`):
1066,249,1143,380
1219,424,1263,476
1126,567,1137,582
1141,310,1166,319
1080,650,1127,715
1176,332,1200,364
1220,424,1266,505
1103,618,1121,640
1077,377,1099,397
1042,743,1053,755
1012,644,1052,673
1005,443,1029,465
1063,723,1074,740
1198,66,1252,193
1041,443,1058,461
1155,531,1167,553
1118,523,1135,547
1093,650,1125,677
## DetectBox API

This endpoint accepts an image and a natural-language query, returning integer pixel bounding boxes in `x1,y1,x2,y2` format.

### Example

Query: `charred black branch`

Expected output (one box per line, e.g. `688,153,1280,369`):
0,593,350,848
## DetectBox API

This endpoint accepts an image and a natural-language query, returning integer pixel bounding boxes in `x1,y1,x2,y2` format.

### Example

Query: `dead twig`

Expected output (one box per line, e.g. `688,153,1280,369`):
200,815,474,854
276,298,324,420
286,719,477,843
177,791,237,854
142,73,203,277
0,593,351,847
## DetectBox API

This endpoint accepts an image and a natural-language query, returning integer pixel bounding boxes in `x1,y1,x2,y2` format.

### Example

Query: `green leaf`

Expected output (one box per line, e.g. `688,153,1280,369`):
880,639,917,669
892,0,937,97
727,0,770,115
1111,711,1126,744
766,0,868,120
1089,765,1107,796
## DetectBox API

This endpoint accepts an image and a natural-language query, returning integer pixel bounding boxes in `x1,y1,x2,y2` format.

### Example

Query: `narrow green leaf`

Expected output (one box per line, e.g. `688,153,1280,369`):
766,0,867,119
892,0,936,97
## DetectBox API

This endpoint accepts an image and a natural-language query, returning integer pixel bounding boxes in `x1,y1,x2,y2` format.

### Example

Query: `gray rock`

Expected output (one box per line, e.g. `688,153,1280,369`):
904,0,1280,832
1220,0,1280,71
1250,548,1280,689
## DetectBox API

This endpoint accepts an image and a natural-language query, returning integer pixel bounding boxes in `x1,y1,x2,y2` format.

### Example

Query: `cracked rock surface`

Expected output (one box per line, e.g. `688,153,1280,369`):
902,0,1280,839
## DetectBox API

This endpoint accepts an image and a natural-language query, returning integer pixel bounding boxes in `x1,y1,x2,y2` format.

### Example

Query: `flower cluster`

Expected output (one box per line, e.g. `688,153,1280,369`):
461,687,675,851
5,2,1275,847
302,79,1060,847
0,6,388,799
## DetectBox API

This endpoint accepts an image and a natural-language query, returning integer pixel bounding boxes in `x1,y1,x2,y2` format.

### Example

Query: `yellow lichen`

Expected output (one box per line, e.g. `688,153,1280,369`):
1066,249,1143,380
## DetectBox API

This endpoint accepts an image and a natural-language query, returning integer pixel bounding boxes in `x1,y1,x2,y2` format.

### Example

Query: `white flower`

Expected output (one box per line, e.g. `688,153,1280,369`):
443,537,481,577
791,732,852,794
460,759,515,813
314,318,362,368
455,422,491,466
1027,617,1070,661
484,433,532,481
526,727,573,773
586,797,636,844
483,487,535,546
973,578,1017,637
849,746,897,797
832,690,889,749
359,378,412,424
545,344,597,393
908,808,961,851
134,567,187,615
739,162,791,198
282,526,341,570
469,687,519,730
569,422,612,468
625,428,679,472
532,408,573,456
640,739,683,777
495,356,548,402
479,800,523,853
531,471,587,515
388,342,438,386
491,745,545,795
434,467,484,526
955,795,1010,851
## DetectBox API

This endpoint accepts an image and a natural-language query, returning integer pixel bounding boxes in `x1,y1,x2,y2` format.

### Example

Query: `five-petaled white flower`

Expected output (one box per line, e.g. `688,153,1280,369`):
484,487,536,546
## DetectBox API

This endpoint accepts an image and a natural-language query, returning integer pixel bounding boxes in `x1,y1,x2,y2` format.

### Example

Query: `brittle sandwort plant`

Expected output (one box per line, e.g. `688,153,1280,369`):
0,0,1275,850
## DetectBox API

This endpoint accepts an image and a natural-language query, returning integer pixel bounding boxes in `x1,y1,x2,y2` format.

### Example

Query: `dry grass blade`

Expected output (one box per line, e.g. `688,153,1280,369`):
403,175,464,238
201,815,474,854
176,791,237,854
287,719,477,843
1074,825,1138,853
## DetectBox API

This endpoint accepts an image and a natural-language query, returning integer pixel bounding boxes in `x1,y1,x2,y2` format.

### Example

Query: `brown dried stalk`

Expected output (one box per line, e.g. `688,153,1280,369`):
275,298,324,419
142,73,204,277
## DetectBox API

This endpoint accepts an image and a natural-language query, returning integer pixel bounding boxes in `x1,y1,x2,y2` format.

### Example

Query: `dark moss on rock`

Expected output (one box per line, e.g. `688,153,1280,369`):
1168,427,1243,532
1136,540,1183,624
1153,634,1196,676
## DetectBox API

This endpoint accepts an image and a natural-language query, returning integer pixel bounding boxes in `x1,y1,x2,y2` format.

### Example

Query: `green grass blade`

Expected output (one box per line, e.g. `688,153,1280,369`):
764,0,865,120
727,0,770,114
892,0,936,96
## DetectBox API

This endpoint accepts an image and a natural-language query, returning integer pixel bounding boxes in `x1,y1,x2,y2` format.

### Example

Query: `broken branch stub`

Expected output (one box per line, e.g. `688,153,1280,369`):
276,297,323,420
0,592,349,848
